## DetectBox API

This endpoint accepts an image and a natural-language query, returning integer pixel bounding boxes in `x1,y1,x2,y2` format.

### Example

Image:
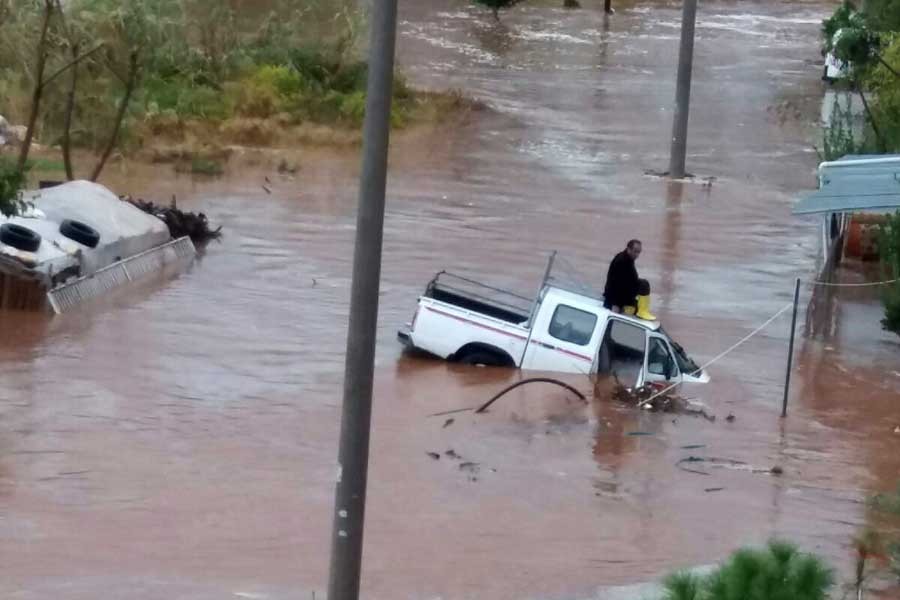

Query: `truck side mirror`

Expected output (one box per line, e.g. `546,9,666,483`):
664,356,675,381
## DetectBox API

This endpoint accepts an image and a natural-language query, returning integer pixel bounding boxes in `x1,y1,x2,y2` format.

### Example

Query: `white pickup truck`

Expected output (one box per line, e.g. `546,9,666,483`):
398,258,709,388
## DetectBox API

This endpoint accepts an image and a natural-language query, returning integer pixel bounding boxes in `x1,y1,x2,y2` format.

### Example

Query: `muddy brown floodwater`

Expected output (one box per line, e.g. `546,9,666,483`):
2,1,900,599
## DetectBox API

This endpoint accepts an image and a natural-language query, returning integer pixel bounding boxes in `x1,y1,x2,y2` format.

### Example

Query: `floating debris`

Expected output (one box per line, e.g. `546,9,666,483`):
612,383,715,422
677,456,783,477
124,195,222,244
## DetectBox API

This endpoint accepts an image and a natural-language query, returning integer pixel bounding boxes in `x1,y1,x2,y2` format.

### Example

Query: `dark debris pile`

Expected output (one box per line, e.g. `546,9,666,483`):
612,382,716,422
124,195,222,244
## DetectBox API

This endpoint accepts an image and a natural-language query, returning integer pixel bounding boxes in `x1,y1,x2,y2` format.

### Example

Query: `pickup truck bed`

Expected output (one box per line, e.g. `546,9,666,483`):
425,272,532,325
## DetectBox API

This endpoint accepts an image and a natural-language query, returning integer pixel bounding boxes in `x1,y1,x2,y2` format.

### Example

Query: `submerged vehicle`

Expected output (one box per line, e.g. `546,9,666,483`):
0,180,195,313
398,254,709,388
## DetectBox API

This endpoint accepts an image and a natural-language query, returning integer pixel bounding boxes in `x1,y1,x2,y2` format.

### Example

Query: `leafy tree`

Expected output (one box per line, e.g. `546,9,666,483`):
868,36,900,151
822,2,857,53
821,5,889,150
865,0,900,32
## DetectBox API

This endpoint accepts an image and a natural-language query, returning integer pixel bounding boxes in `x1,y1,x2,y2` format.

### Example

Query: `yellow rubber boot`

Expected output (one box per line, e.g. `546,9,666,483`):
636,295,656,320
623,305,636,316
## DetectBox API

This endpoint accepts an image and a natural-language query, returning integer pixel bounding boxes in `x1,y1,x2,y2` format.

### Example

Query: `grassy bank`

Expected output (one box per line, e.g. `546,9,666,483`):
0,0,473,179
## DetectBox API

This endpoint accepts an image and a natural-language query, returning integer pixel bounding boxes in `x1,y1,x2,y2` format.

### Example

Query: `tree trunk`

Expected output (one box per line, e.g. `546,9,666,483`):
62,42,79,181
17,0,54,172
91,52,139,182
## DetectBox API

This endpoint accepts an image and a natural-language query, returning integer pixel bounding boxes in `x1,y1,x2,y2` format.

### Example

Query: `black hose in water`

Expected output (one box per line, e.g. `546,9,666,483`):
475,377,587,414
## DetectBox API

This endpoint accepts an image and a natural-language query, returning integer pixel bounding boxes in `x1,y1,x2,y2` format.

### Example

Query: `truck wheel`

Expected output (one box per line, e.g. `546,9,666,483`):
460,350,507,367
0,223,42,252
60,219,101,248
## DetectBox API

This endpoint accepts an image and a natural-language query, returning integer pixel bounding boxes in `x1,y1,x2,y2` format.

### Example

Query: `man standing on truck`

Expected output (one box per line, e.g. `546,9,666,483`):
603,239,656,320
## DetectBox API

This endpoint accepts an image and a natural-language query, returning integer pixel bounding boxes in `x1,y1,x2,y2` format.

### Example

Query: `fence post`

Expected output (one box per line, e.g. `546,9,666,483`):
781,278,801,417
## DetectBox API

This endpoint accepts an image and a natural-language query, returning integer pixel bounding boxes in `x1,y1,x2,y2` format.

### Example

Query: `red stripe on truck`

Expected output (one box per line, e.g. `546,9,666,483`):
424,306,529,341
532,339,593,363
424,306,595,364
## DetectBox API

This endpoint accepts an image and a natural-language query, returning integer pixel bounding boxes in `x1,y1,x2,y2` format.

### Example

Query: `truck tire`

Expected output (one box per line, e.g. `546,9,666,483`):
60,219,100,248
459,350,509,367
0,223,42,252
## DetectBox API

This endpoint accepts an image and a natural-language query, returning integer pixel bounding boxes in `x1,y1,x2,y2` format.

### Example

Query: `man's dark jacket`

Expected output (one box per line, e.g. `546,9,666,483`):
603,251,639,308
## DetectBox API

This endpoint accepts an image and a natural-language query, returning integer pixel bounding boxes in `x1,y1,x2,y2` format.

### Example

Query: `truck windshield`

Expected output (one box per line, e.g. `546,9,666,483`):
658,327,701,374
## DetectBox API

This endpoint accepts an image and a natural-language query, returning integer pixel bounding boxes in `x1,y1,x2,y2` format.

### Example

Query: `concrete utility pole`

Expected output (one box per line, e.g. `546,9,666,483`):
668,0,698,179
326,1,399,599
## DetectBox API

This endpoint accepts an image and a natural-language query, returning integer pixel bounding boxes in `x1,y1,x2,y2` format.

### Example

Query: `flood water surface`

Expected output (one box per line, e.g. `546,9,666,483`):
2,1,900,599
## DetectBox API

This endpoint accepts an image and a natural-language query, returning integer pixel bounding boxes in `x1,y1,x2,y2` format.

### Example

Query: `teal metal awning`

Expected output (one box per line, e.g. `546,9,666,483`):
793,154,900,215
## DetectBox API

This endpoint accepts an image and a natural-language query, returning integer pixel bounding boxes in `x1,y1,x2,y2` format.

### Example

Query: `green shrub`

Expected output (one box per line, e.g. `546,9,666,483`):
338,91,366,124
663,541,834,600
234,65,304,118
330,61,368,94
870,484,900,581
143,76,232,121
253,65,304,97
871,482,900,515
189,157,224,176
879,212,900,335
289,47,342,91
883,285,900,335
0,156,27,217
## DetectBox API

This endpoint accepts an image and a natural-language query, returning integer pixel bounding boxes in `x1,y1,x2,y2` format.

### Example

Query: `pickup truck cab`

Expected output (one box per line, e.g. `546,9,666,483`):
398,265,709,388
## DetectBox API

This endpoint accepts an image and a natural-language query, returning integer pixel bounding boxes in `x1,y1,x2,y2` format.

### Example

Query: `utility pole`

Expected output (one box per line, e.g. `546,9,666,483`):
604,0,613,14
326,1,398,599
668,0,698,179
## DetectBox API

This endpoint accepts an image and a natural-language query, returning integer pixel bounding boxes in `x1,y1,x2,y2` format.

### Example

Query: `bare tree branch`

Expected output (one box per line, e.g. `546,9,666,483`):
17,0,55,172
91,50,140,182
55,0,78,180
62,41,79,180
877,56,900,79
41,43,105,90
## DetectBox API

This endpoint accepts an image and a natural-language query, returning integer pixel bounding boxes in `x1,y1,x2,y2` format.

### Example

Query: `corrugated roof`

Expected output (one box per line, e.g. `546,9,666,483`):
792,154,900,215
